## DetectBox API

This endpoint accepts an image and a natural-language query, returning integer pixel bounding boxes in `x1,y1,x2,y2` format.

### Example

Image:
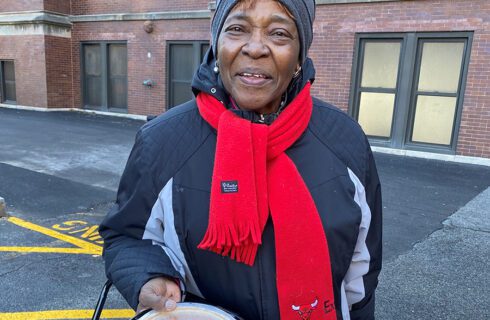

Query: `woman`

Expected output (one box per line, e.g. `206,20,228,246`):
100,0,382,319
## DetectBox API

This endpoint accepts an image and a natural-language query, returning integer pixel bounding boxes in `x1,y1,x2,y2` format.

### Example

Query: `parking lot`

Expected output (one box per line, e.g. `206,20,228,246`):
1,107,489,319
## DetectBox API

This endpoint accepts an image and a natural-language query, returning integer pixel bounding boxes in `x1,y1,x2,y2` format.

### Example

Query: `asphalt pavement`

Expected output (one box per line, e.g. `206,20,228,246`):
0,107,489,319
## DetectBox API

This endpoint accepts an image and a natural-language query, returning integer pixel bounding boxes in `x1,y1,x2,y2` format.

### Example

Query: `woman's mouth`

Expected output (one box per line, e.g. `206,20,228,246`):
237,71,272,86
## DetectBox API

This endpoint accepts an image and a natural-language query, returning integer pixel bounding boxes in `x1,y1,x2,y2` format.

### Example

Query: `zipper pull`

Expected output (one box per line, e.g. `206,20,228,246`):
258,114,265,123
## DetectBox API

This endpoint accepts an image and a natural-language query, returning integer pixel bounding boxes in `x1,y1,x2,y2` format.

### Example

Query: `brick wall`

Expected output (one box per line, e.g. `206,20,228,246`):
71,18,211,115
71,0,210,15
45,35,73,108
0,0,43,12
0,0,70,14
310,0,490,158
0,35,47,107
3,0,488,158
44,0,71,15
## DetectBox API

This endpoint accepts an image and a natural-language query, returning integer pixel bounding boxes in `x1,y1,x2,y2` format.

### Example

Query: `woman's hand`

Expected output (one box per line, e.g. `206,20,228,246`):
136,277,181,314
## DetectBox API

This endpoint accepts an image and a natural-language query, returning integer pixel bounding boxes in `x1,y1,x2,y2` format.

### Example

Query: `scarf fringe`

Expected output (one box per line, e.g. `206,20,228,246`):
197,221,262,266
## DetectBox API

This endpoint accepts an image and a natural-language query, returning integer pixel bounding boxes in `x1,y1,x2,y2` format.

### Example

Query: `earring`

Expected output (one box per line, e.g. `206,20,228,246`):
293,66,302,78
214,61,219,74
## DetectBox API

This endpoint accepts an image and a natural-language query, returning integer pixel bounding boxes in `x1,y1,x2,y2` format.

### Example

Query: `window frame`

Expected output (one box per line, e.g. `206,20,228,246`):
350,37,405,141
166,40,209,110
349,32,473,154
405,36,471,150
80,41,128,113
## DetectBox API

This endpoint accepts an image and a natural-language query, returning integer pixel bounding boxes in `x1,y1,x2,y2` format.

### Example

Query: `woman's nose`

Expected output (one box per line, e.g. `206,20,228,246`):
241,30,269,59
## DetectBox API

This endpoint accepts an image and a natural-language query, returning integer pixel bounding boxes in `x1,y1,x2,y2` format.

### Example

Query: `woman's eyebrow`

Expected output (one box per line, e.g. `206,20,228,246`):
225,12,250,23
225,13,295,27
270,14,295,26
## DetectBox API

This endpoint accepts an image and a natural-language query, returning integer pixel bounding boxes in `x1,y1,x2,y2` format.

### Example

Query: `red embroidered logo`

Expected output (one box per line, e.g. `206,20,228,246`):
291,299,318,320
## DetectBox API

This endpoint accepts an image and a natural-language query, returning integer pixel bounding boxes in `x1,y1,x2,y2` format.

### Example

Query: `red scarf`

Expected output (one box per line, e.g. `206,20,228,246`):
196,83,337,320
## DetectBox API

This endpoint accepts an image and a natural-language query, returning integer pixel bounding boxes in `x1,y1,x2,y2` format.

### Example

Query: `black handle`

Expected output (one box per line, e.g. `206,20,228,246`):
91,280,113,320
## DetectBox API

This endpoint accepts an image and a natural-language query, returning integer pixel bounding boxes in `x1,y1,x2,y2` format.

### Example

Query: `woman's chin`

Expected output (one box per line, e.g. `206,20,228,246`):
231,88,282,114
233,97,274,113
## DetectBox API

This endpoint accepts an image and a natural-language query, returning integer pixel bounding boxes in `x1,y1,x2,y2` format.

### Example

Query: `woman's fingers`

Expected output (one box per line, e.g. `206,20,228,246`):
137,277,182,313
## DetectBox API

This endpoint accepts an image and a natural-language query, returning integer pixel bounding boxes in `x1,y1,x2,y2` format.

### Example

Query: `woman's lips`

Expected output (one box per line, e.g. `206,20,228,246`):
237,72,272,86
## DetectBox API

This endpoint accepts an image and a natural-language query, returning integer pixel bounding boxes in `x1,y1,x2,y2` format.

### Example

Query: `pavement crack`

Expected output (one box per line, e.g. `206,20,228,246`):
444,223,490,234
0,255,69,277
0,263,28,277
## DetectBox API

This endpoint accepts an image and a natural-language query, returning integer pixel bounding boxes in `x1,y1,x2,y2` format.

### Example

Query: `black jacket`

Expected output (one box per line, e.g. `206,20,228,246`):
100,53,382,320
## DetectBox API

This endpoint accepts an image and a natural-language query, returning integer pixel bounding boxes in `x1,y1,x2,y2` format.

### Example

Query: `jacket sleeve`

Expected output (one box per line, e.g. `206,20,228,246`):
346,144,383,320
99,130,181,310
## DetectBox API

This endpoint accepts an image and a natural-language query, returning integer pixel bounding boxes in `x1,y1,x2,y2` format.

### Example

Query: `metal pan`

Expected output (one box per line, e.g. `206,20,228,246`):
132,303,241,320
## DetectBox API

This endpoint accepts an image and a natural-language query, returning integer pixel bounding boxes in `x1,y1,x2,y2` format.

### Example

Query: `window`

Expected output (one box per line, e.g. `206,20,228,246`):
0,60,16,104
167,41,209,109
357,41,401,138
350,33,472,153
82,42,127,112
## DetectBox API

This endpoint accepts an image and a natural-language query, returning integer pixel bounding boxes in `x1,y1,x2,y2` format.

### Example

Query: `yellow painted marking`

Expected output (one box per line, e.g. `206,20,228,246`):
1,217,102,255
0,309,134,320
52,220,88,231
0,246,97,254
80,225,99,238
53,220,104,244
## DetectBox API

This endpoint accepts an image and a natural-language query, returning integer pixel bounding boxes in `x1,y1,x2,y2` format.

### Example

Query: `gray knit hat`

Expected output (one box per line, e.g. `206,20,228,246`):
211,0,316,62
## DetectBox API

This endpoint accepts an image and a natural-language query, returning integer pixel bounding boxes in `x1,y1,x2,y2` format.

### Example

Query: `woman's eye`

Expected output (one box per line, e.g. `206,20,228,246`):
226,26,244,33
272,30,290,38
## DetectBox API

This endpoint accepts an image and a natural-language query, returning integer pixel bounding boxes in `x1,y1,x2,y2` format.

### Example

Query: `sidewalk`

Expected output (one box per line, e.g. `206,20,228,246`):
376,187,490,319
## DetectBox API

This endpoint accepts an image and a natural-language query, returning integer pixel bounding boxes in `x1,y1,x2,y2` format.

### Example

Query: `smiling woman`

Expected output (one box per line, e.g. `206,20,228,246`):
217,1,300,114
100,1,383,319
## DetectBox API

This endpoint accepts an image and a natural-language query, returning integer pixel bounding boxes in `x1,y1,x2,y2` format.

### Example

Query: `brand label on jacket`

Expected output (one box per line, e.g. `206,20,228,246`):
221,181,238,193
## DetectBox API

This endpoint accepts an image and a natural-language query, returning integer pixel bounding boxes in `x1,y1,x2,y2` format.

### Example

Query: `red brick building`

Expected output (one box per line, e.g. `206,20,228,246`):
0,0,489,160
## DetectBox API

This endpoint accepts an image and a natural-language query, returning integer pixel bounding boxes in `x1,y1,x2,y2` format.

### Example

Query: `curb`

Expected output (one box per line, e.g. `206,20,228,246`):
0,197,7,217
0,104,148,121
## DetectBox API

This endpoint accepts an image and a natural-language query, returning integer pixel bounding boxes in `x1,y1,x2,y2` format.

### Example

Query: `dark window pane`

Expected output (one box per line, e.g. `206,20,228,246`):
3,61,15,81
4,82,16,102
168,42,209,108
109,78,127,109
2,61,16,102
109,44,127,77
108,44,127,110
172,81,193,107
170,44,194,81
84,45,101,76
83,45,102,108
86,77,102,107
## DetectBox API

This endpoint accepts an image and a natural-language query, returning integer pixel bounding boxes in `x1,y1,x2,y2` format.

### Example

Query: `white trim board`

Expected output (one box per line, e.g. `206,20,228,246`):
372,146,490,167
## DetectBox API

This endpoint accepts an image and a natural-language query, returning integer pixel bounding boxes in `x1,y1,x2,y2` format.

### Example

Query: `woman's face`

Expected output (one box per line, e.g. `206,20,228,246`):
217,0,301,115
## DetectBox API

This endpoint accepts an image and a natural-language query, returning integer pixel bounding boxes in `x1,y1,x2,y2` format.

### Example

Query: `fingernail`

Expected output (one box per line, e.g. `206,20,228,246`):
165,300,177,310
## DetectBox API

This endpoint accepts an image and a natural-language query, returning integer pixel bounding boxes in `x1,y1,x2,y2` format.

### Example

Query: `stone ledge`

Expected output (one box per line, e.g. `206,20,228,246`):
0,11,71,27
70,10,211,22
